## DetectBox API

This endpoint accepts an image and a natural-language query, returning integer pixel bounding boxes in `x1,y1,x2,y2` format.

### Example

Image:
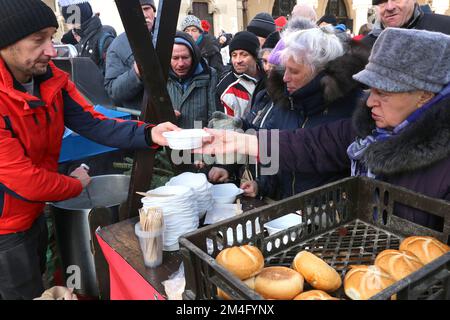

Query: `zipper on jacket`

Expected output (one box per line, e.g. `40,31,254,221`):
3,116,16,138
289,97,294,111
45,110,51,124
291,172,296,197
301,116,309,128
32,114,39,125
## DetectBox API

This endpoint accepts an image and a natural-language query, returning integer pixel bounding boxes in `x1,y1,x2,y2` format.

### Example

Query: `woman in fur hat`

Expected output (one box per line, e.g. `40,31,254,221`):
194,28,450,230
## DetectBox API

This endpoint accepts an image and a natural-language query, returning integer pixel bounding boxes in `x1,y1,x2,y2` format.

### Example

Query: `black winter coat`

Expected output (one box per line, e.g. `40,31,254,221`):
362,5,450,48
274,93,450,230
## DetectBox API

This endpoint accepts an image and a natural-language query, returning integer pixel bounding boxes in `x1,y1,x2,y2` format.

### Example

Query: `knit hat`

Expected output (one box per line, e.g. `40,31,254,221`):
0,0,58,49
229,31,260,58
180,15,203,33
353,28,450,93
262,31,280,49
59,0,93,25
247,12,276,39
139,0,156,11
274,16,287,31
201,20,211,33
317,14,337,26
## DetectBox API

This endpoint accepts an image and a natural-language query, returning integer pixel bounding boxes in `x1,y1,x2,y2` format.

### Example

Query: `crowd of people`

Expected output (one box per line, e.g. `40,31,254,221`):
0,0,450,299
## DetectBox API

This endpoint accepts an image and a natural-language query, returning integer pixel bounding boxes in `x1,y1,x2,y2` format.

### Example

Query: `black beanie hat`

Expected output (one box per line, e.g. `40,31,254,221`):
262,31,280,49
317,14,337,26
229,31,260,58
247,12,276,39
61,2,93,25
0,0,58,49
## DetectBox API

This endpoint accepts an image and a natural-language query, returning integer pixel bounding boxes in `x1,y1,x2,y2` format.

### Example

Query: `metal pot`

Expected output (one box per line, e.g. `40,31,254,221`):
50,175,130,297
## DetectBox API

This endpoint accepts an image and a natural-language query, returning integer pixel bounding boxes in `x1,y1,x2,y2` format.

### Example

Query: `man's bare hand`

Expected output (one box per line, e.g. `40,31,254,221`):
150,122,181,146
70,166,91,188
240,181,258,198
208,167,229,183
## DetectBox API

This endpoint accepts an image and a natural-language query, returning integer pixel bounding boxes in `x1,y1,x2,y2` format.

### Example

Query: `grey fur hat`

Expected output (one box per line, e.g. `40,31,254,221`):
353,28,450,93
180,15,203,32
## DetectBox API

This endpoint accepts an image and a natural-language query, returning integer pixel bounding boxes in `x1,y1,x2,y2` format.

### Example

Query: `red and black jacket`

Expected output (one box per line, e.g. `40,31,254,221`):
0,59,150,234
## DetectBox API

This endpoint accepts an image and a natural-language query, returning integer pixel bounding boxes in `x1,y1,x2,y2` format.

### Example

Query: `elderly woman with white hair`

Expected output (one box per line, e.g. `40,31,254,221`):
239,25,367,200
192,28,450,230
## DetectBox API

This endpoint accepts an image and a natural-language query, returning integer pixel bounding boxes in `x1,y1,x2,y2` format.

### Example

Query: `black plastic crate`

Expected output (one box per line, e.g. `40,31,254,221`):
179,177,450,300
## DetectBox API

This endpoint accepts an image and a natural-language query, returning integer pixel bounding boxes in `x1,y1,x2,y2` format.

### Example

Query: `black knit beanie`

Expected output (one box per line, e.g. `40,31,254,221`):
0,0,58,49
60,2,93,25
229,31,260,58
262,31,280,49
247,12,276,39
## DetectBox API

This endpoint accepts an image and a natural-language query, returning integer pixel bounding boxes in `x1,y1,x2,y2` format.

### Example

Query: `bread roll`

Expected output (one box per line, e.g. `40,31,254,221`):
217,277,255,300
375,249,423,281
216,245,264,280
399,236,450,265
344,265,395,300
254,266,304,300
293,290,339,300
292,251,342,292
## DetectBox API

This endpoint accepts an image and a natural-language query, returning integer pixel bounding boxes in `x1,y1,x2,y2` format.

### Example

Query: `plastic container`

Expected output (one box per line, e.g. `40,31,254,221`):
162,129,210,150
179,177,450,300
264,213,303,236
211,183,244,204
135,222,164,268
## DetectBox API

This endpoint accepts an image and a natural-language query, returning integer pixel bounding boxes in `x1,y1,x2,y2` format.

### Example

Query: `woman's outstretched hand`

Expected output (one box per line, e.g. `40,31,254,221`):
194,128,258,157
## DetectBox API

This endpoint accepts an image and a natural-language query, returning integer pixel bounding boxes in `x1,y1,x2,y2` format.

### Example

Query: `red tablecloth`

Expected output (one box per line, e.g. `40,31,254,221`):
96,232,165,300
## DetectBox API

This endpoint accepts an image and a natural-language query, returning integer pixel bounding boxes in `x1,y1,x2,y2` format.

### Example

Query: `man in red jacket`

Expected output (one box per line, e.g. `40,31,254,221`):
0,0,176,299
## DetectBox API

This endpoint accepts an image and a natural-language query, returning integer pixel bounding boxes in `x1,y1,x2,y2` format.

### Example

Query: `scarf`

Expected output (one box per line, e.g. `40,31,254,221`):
347,83,450,178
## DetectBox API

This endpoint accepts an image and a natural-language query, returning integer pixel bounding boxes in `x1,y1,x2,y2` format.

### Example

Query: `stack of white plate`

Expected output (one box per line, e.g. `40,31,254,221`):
166,172,213,219
141,185,198,251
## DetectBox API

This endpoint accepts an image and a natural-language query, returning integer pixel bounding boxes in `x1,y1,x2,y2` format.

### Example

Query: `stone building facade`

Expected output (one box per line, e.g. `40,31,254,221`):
49,0,450,38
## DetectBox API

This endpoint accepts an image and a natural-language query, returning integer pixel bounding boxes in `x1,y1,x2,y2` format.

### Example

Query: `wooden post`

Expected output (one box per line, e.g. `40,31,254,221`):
114,0,181,220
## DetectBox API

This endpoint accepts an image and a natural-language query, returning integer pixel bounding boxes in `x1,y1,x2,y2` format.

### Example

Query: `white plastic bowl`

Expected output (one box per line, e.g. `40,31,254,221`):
264,213,303,235
211,183,244,204
162,129,209,150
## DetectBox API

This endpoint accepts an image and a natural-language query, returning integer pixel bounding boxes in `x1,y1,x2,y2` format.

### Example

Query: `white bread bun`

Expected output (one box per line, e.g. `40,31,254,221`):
216,245,264,280
254,266,304,300
292,251,342,292
344,265,395,300
399,236,450,265
375,249,423,281
293,290,339,300
217,277,255,300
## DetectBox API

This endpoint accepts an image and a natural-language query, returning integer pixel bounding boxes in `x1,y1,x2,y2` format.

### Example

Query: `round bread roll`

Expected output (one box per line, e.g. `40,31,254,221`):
344,265,395,300
375,249,423,281
217,277,255,300
292,251,342,292
293,290,339,300
254,266,304,300
216,245,264,280
399,236,450,265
